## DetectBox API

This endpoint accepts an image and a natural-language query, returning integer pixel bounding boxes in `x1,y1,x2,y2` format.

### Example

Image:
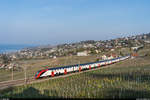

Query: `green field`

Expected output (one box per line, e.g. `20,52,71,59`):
1,56,150,99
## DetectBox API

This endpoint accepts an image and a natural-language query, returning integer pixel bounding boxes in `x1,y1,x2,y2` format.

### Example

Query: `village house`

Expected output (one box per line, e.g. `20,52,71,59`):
102,54,116,60
77,51,88,56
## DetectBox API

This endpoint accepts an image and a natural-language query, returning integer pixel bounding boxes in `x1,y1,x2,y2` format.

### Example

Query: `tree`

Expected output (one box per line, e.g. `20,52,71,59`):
1,54,11,64
119,51,124,56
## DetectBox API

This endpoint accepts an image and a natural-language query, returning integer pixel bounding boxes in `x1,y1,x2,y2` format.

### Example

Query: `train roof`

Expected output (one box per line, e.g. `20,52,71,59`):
36,56,129,72
46,57,119,70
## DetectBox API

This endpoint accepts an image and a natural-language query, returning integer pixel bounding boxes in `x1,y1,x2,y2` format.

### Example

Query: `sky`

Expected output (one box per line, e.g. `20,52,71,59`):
0,0,150,45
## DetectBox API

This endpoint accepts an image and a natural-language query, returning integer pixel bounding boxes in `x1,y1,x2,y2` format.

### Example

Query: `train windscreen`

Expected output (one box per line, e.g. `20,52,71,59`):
35,70,41,78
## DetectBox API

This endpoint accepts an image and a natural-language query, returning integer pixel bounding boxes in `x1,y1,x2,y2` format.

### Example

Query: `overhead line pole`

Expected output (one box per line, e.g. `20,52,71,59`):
24,65,27,84
12,64,13,81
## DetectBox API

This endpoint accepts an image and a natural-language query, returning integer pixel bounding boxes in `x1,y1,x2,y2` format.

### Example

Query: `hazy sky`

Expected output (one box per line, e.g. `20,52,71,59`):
0,0,150,45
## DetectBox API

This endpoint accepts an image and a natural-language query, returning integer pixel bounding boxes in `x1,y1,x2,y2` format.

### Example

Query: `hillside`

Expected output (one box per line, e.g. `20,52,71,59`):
0,55,150,98
0,38,150,99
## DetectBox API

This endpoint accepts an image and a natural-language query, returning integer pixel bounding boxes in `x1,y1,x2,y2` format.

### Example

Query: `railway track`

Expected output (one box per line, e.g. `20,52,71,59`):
0,58,130,90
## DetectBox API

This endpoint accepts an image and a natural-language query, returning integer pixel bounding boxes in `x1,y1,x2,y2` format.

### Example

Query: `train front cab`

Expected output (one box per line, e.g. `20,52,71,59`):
35,69,47,79
35,70,41,79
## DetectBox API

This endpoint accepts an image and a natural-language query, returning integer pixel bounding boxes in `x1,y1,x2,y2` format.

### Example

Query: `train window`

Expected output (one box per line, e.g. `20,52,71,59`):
35,70,41,77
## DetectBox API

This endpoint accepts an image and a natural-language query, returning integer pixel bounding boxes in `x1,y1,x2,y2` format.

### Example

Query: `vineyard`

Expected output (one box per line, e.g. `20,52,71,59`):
0,56,150,98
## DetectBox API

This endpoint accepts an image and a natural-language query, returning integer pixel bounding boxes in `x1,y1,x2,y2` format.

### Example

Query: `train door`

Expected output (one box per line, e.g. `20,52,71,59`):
98,63,101,67
51,71,54,77
89,65,91,70
64,69,67,75
79,66,81,72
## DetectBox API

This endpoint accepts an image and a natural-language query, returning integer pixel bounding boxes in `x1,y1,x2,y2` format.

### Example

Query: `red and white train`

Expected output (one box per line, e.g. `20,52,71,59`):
35,55,130,79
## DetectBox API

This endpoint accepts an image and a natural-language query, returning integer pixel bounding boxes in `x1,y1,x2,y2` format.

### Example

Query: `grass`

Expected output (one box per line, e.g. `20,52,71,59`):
0,56,150,98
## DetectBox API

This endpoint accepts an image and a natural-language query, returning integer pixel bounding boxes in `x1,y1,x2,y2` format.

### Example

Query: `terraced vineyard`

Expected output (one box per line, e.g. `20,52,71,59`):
1,56,150,99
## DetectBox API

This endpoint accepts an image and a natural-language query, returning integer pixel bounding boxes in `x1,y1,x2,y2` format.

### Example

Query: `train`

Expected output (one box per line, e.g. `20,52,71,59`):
35,55,130,79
